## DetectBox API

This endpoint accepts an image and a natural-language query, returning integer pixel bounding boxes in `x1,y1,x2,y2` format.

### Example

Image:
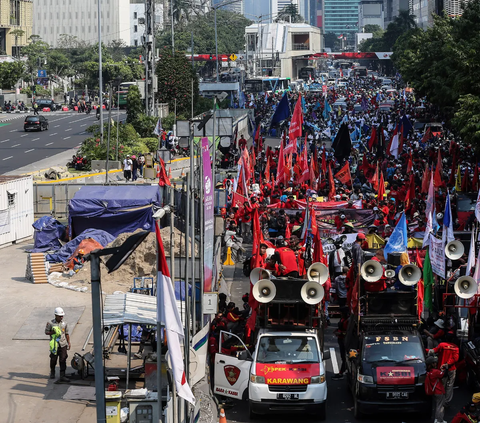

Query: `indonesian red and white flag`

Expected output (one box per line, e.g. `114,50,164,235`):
155,222,195,405
285,94,303,154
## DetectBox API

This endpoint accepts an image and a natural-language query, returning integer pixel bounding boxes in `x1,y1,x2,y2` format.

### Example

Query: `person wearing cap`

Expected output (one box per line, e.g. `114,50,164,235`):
425,355,446,423
45,307,71,381
351,233,366,277
451,402,478,423
343,222,355,234
424,318,446,349
335,213,349,231
429,332,459,408
123,154,133,182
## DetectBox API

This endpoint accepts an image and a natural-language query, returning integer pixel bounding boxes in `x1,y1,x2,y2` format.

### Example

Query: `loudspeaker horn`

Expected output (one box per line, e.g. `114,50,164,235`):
454,276,477,299
301,281,325,305
361,260,383,282
307,262,329,285
250,267,271,285
445,240,464,260
384,269,396,279
399,264,422,286
253,279,277,303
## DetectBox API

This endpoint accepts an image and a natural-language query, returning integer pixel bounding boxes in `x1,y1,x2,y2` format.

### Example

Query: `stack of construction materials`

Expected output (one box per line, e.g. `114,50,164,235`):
25,253,49,284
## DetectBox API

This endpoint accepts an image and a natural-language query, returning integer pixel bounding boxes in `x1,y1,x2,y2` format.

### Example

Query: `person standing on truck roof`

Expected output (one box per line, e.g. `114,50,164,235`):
425,355,446,423
271,237,299,278
429,332,459,409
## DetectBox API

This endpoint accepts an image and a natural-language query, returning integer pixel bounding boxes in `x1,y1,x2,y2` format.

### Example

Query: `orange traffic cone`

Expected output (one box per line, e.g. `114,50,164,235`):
181,168,186,178
168,167,172,179
219,408,227,423
156,164,160,179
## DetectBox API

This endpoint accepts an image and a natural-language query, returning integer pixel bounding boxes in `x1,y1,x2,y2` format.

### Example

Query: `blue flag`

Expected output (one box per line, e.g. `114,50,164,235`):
270,93,290,126
384,213,408,260
301,95,307,114
400,115,413,135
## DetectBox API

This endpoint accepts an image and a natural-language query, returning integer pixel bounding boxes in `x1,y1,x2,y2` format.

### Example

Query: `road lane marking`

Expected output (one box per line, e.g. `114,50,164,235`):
50,133,57,136
2,156,13,160
20,134,28,137
329,347,340,375
54,125,59,127
45,142,53,146
80,124,87,127
64,136,71,139
65,128,72,131
25,149,34,153
32,138,39,141
0,139,10,143
9,130,17,132
11,144,20,147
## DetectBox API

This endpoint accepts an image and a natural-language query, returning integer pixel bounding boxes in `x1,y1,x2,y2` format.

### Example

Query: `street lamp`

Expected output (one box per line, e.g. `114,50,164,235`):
87,230,150,423
212,0,243,83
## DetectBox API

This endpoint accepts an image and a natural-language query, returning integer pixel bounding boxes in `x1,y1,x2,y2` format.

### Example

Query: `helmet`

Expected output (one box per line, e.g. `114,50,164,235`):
78,249,85,255
54,307,65,316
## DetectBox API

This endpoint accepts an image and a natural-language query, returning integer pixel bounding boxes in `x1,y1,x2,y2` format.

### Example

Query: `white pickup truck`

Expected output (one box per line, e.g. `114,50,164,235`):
214,327,329,420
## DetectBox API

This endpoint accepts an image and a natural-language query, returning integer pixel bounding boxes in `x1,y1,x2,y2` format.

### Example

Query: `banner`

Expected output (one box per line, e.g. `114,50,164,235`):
429,236,445,278
202,137,215,293
322,233,357,253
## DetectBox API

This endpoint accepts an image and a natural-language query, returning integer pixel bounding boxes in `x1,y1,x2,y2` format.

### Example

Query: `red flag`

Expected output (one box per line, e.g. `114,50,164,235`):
406,154,413,174
421,166,430,193
405,173,415,210
241,148,251,182
309,162,317,189
265,156,270,182
422,127,433,144
276,136,285,185
368,126,377,151
328,162,336,200
285,223,291,240
473,164,479,192
321,149,327,176
433,149,443,189
285,153,293,183
416,249,424,318
334,162,352,186
311,208,325,264
254,123,261,146
247,209,264,332
371,162,379,191
158,158,172,186
377,171,385,201
299,138,309,183
313,147,319,177
286,94,303,153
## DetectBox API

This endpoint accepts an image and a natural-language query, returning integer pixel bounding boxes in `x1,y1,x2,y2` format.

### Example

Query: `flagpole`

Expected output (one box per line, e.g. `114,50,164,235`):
155,219,164,423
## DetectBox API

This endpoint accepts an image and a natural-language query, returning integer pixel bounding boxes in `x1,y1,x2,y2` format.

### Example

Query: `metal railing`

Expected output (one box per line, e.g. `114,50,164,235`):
292,43,310,50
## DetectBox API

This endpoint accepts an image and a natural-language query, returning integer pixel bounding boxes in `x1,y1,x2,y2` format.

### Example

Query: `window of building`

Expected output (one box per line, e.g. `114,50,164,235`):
134,39,138,46
107,11,110,18
7,192,16,206
134,25,138,32
134,12,137,18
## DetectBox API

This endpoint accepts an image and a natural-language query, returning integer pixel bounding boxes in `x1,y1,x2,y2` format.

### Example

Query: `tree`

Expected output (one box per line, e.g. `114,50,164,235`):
363,24,384,38
0,61,25,89
452,94,480,149
157,10,252,55
21,35,50,82
275,4,304,23
324,33,341,50
156,47,199,116
126,84,143,123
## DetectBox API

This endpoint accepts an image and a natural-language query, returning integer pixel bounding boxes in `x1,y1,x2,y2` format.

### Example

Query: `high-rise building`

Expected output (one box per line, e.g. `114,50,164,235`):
130,0,163,48
243,0,277,21
443,0,470,17
0,0,33,56
358,0,384,29
324,0,360,41
33,0,131,47
211,0,244,14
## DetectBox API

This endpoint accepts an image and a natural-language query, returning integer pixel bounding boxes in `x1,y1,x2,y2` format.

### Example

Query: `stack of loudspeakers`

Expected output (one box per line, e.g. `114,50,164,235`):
444,240,477,299
360,252,422,286
250,263,329,305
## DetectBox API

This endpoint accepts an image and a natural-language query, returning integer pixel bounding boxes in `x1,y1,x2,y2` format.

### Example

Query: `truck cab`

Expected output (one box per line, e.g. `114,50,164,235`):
214,271,330,420
345,292,431,419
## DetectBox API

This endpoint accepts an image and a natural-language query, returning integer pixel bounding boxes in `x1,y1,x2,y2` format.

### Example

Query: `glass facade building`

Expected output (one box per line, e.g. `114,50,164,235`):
324,0,360,38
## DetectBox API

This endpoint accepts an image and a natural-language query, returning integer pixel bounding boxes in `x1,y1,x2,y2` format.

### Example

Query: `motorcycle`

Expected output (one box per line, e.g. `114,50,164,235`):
223,230,245,264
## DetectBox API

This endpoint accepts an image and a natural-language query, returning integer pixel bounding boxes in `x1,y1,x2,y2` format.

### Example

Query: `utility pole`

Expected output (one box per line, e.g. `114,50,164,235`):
144,0,156,116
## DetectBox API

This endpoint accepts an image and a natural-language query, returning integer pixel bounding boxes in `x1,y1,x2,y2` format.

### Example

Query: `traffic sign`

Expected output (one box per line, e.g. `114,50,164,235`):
229,54,237,62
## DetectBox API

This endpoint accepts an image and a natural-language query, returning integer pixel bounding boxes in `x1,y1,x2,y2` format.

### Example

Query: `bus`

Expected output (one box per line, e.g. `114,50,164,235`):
244,77,291,94
117,81,145,108
353,66,368,77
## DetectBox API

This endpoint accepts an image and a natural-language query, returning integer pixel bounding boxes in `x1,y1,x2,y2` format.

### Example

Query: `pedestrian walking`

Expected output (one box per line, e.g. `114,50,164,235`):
33,101,39,115
425,355,446,423
132,155,138,181
123,155,133,182
45,307,71,382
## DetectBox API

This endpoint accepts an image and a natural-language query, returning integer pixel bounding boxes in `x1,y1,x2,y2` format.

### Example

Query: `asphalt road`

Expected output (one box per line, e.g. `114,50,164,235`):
0,109,126,174
224,320,473,423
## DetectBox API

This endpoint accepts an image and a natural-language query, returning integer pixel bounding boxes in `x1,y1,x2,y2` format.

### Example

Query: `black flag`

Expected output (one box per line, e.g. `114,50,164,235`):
332,123,352,162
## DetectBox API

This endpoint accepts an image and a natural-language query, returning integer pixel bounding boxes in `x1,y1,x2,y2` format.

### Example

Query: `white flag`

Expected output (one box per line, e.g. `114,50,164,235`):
153,118,163,136
423,174,435,248
476,189,480,222
467,228,475,277
156,222,195,405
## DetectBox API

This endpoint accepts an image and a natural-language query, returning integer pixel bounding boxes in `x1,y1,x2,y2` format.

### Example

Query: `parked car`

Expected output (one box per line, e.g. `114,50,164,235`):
24,115,49,131
35,98,60,111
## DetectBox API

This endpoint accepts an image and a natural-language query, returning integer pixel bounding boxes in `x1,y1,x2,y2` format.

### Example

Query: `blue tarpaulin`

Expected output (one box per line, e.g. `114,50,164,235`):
45,228,115,263
68,186,162,238
28,216,66,252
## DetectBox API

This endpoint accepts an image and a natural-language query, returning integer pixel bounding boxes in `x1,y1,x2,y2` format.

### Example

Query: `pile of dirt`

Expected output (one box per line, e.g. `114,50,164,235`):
53,227,198,294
